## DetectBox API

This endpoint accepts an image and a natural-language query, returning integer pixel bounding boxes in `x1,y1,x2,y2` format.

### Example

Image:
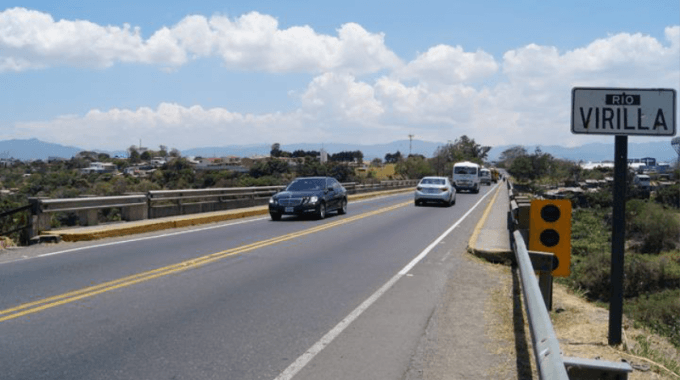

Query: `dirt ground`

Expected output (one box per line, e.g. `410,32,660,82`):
483,259,680,380
550,283,680,379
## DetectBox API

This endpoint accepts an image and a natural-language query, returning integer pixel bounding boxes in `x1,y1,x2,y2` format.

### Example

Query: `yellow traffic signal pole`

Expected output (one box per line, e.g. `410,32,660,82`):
609,135,627,345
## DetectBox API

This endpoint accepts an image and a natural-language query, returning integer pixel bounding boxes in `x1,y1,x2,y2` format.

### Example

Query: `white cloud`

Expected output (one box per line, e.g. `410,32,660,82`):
0,8,401,74
396,44,498,85
180,13,401,73
0,8,186,71
15,103,311,149
4,9,679,151
301,72,384,120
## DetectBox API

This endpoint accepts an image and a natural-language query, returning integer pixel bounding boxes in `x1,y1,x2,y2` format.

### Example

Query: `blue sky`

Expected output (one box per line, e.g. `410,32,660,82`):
1,1,678,153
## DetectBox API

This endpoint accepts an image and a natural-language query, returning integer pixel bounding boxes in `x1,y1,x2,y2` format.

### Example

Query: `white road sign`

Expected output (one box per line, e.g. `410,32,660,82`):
572,87,676,136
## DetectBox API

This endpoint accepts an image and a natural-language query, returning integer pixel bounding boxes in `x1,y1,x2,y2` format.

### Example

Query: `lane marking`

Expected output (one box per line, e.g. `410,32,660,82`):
467,183,502,249
0,201,412,323
0,194,407,265
273,186,497,380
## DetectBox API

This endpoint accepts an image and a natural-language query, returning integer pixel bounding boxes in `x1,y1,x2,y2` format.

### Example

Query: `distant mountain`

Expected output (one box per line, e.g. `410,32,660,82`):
0,138,82,161
487,141,678,163
0,138,677,164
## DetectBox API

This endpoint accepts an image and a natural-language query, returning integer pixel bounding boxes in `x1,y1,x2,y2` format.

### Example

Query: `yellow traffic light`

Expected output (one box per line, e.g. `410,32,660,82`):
529,199,572,277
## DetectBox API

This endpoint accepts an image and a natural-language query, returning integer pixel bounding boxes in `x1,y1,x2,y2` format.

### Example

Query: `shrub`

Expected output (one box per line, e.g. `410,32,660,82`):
582,188,613,208
571,208,609,256
626,200,679,254
655,184,680,209
566,250,612,301
566,250,680,301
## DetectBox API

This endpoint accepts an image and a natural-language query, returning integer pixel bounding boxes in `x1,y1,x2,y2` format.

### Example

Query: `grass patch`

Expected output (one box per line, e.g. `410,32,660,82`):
625,289,680,347
630,334,680,377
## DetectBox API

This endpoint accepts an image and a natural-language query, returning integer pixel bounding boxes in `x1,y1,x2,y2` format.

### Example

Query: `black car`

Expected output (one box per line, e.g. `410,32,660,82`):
268,177,348,220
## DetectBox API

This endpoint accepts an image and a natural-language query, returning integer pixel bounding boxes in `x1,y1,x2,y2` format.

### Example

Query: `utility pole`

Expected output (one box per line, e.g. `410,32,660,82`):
408,134,414,157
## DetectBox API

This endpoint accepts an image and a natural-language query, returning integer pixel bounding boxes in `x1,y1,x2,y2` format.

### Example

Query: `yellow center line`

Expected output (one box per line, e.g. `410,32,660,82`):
0,200,412,323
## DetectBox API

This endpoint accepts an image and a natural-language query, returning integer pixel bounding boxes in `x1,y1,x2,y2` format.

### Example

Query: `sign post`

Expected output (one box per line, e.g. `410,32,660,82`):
572,87,676,345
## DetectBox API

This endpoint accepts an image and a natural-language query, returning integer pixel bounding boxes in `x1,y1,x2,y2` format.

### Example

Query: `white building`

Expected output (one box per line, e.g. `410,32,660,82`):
81,162,117,174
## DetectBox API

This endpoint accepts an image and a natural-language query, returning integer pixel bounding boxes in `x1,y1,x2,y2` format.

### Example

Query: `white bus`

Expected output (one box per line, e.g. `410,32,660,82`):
452,161,481,193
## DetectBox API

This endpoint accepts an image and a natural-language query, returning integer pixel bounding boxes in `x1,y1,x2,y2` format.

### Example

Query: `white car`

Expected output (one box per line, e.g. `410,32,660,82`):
415,176,456,206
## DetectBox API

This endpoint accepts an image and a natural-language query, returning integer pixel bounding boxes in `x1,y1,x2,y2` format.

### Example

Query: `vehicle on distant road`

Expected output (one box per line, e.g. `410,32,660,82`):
480,168,492,185
414,176,456,206
269,176,347,220
452,161,481,193
633,174,651,190
490,168,500,183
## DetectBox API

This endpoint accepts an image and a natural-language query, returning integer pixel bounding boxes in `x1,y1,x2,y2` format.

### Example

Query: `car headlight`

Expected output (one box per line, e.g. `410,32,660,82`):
308,196,319,204
269,197,277,204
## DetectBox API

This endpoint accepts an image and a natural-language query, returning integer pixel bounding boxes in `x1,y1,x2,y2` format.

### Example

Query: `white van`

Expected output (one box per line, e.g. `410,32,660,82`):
452,161,481,193
480,168,492,185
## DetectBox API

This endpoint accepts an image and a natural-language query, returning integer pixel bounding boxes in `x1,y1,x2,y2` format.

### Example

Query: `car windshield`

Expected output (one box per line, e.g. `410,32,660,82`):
420,178,445,185
286,178,325,191
481,170,490,176
454,167,477,175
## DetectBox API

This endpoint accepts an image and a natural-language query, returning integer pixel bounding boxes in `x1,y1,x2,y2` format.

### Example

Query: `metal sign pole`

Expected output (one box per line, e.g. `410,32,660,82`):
609,135,627,345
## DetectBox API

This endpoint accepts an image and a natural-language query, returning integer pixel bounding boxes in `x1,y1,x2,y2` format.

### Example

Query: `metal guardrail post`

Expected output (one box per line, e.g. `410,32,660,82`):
528,250,557,311
513,230,570,380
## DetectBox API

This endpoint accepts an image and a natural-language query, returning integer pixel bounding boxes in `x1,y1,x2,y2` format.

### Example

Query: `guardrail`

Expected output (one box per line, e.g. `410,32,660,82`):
28,180,418,237
507,180,632,379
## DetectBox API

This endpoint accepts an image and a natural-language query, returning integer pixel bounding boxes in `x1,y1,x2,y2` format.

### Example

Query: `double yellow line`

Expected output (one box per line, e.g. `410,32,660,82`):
0,201,411,323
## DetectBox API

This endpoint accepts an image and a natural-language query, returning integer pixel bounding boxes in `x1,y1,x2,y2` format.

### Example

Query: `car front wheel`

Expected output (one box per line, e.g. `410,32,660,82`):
338,198,347,214
317,203,326,219
270,212,281,221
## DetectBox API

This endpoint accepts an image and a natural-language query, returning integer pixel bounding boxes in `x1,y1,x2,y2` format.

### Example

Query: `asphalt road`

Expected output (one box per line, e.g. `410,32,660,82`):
0,185,498,380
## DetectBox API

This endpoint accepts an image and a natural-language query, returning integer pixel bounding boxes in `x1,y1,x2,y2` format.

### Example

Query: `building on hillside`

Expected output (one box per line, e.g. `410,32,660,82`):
150,157,167,167
0,158,18,167
81,162,117,174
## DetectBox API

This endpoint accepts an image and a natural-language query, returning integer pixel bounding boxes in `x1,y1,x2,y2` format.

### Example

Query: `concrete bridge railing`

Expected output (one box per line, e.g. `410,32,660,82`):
28,180,418,236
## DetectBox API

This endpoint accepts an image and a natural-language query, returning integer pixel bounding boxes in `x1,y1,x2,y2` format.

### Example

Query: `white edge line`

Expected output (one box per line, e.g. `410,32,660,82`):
1,195,406,264
273,184,498,380
15,216,269,262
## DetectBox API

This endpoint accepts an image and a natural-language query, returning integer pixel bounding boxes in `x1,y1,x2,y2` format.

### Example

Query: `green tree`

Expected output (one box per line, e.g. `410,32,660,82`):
250,159,289,178
498,146,528,168
385,151,403,163
128,146,141,164
396,155,434,179
432,135,490,168
508,155,534,181
270,143,282,158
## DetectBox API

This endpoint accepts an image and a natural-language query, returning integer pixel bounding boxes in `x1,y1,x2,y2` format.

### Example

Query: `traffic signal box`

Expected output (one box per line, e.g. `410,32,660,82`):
529,200,572,277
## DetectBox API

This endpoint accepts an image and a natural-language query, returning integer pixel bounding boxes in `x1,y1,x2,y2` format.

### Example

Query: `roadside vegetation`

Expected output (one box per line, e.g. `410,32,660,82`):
499,146,680,359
